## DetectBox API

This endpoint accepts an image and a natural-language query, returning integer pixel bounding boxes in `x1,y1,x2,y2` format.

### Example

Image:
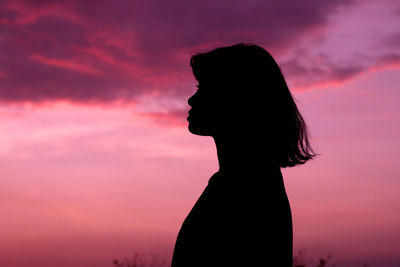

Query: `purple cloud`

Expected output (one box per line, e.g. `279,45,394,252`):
382,33,400,48
0,0,357,105
280,57,366,89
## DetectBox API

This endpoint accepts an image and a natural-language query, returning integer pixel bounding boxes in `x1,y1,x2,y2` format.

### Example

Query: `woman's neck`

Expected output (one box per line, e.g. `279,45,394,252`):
213,135,280,174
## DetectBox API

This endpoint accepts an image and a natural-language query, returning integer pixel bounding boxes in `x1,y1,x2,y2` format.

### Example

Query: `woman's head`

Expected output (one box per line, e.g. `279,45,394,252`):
187,43,316,167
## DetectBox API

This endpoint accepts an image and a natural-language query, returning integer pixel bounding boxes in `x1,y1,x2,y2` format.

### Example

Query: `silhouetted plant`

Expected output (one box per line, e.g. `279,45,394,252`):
112,252,169,267
293,249,333,267
113,250,370,267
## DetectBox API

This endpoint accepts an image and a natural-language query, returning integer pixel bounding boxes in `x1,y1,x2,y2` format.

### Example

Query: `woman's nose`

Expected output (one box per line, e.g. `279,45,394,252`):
188,92,197,107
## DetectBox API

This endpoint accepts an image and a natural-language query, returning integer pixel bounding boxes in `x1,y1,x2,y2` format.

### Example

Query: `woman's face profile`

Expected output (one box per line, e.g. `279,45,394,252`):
187,81,221,137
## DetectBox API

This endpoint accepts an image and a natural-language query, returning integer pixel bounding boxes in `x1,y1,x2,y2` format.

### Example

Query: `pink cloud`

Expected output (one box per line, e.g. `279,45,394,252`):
136,109,188,127
29,53,102,75
382,32,400,48
279,51,400,91
0,0,398,126
375,53,400,69
1,1,87,25
0,0,359,106
280,58,363,88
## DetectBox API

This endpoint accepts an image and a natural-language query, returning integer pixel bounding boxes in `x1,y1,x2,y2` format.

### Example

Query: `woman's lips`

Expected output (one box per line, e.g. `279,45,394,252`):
187,110,195,121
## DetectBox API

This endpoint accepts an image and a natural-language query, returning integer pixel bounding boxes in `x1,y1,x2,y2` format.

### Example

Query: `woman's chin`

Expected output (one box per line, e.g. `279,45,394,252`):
188,122,212,136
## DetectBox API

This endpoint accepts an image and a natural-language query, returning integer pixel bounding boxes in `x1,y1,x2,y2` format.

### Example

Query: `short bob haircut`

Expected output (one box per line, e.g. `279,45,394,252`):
189,43,317,168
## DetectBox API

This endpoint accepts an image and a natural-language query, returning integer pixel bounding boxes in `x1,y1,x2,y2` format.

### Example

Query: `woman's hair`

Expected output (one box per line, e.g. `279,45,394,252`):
190,43,317,168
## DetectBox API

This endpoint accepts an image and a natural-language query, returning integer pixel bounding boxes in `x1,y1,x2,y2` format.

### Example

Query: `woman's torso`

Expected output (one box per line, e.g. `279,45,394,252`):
171,169,293,267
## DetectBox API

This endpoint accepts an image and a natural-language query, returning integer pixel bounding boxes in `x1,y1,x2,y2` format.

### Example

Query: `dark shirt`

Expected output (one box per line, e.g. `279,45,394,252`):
171,168,293,267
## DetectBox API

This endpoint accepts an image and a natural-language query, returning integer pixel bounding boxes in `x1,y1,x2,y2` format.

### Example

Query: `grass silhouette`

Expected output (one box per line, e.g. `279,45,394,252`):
112,250,369,267
293,249,333,267
112,252,169,267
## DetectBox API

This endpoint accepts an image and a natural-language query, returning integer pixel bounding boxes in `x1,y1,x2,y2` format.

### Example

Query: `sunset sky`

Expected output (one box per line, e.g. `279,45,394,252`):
1,0,400,266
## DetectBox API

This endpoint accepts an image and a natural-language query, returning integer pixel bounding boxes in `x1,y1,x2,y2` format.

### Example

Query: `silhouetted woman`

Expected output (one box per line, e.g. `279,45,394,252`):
171,43,316,267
